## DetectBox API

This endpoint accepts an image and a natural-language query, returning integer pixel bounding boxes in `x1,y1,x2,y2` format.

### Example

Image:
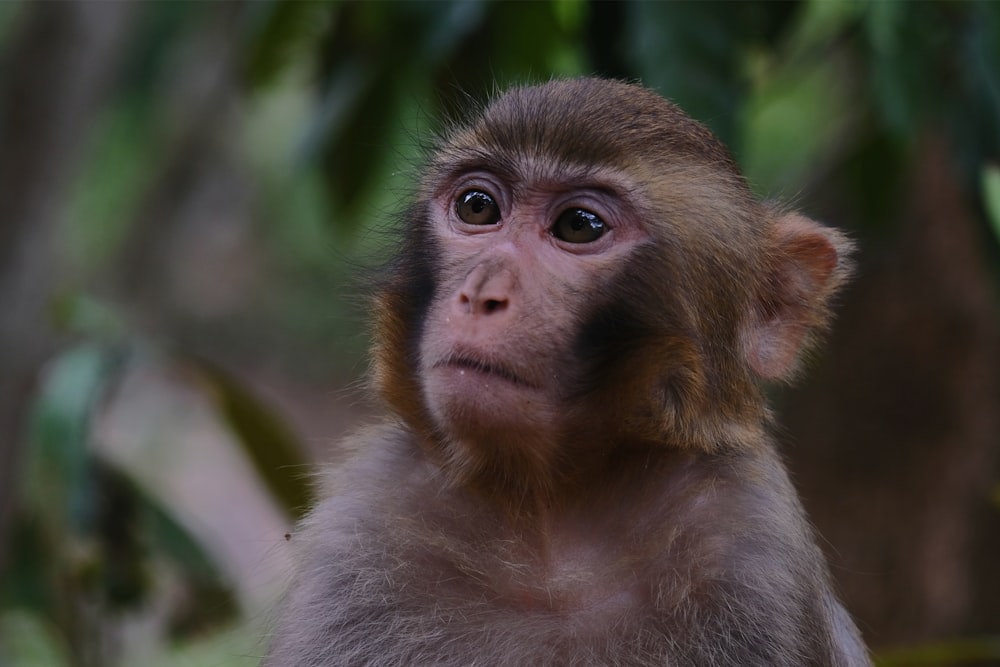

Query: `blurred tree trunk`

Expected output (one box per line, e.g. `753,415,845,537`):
113,1,244,310
784,135,1000,650
0,1,134,568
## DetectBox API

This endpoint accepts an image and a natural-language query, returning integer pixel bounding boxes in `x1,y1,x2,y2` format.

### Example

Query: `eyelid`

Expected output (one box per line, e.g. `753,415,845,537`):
452,172,506,201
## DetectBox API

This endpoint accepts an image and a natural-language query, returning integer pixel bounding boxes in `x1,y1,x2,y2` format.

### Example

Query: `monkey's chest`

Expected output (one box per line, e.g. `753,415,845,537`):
398,529,648,625
325,536,657,664
497,550,641,615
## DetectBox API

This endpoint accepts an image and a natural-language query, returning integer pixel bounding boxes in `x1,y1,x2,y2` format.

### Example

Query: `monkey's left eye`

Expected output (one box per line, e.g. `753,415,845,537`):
552,208,606,244
456,190,501,226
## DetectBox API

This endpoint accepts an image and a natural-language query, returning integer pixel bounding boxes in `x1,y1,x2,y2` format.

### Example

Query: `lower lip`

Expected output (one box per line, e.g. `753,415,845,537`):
438,362,534,390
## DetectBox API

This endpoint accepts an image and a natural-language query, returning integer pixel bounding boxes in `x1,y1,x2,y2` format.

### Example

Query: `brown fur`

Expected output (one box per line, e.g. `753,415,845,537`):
265,78,869,666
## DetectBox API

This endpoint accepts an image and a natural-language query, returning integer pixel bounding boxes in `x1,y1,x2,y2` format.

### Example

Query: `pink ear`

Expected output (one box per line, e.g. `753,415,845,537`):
745,213,853,381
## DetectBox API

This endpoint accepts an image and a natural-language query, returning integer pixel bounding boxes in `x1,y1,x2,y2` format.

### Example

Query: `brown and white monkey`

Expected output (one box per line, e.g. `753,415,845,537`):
265,78,870,666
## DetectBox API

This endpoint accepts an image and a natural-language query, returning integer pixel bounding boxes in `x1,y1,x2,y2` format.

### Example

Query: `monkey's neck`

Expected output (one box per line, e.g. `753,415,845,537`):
432,443,735,583
436,432,719,526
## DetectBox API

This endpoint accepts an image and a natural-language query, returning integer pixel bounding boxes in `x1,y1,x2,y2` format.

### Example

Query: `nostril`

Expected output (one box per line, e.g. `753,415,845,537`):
483,298,507,313
456,292,509,315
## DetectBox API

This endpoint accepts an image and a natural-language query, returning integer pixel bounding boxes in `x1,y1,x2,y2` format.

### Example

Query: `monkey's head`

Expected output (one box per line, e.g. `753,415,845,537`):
372,78,851,496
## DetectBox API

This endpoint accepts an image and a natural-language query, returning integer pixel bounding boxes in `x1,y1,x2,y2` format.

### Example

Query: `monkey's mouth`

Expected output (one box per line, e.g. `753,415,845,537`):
436,355,537,390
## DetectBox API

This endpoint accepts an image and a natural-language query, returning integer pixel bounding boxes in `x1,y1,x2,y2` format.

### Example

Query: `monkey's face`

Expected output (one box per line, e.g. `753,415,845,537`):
417,164,651,447
371,80,850,494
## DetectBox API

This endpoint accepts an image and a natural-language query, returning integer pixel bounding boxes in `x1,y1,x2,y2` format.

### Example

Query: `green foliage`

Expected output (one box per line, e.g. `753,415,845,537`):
875,637,1000,666
991,483,1000,511
0,0,24,46
2,296,311,663
192,357,314,518
248,0,591,218
63,101,159,275
860,2,1000,177
305,1,485,213
741,53,851,197
48,292,126,341
982,165,1000,244
624,0,799,148
27,344,119,539
0,612,70,667
1,341,238,662
143,622,262,667
242,0,335,90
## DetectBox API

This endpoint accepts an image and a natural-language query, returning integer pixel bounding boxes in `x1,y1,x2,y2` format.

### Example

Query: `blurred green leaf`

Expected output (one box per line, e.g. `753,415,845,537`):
27,343,120,534
478,1,584,82
951,2,1000,174
0,611,70,667
17,342,240,622
981,164,1000,244
241,0,335,90
0,0,25,45
304,0,589,217
553,0,586,32
625,0,798,147
0,517,48,613
189,358,312,518
63,102,157,276
862,0,913,135
4,344,119,625
310,1,476,213
860,1,1000,169
137,475,238,636
145,621,261,667
787,0,862,57
876,637,1000,666
3,339,252,667
49,292,126,339
742,56,852,196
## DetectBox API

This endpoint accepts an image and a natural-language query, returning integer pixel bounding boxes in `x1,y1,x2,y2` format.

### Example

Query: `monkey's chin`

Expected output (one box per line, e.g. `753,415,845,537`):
422,364,553,440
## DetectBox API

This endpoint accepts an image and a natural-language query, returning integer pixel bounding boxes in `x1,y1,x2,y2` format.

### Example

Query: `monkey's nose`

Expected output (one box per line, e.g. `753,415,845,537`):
455,266,515,317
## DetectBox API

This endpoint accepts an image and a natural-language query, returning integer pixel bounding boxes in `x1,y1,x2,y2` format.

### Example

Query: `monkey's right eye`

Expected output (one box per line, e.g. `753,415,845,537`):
456,190,501,226
552,208,606,244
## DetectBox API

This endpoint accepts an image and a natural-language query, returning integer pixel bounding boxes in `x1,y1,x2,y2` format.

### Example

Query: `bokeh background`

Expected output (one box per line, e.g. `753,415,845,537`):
1,1,999,665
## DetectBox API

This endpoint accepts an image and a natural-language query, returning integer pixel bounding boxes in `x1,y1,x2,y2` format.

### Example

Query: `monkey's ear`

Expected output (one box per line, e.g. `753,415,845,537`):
744,213,853,382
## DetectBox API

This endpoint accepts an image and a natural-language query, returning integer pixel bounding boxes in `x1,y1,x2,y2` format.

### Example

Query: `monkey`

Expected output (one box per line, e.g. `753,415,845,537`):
264,78,870,667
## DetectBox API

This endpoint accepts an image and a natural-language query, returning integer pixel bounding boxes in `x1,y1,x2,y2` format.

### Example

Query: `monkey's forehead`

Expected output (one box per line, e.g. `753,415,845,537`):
442,79,743,181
